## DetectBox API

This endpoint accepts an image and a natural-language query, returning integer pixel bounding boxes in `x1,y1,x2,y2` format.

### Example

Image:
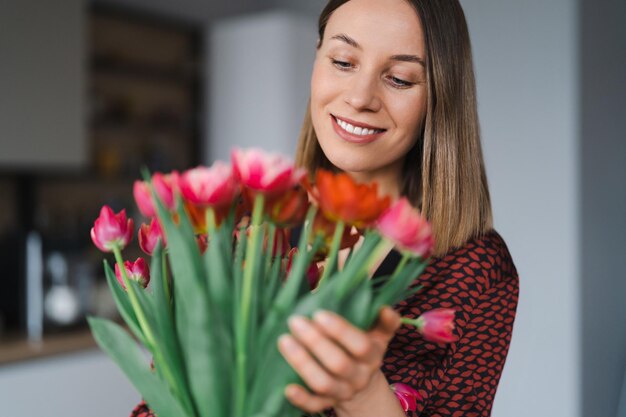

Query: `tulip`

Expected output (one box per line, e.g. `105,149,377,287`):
133,180,156,218
138,218,167,256
390,383,422,412
377,198,434,258
311,169,390,228
184,200,208,234
231,148,305,196
405,308,458,344
311,211,361,252
266,186,309,228
152,171,180,211
114,258,150,290
90,206,134,252
179,162,239,208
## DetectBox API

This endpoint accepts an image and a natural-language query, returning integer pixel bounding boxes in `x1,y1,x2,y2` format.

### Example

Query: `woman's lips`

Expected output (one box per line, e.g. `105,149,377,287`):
331,115,386,144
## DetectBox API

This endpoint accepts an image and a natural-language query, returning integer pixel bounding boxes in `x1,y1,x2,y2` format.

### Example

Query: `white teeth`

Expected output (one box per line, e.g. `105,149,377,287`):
335,117,382,136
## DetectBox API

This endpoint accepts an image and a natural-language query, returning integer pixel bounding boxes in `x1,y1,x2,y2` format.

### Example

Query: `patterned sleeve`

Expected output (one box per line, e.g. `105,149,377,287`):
382,230,519,417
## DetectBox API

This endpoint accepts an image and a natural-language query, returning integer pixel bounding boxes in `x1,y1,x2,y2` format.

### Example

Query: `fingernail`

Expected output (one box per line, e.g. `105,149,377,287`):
288,315,308,332
278,334,297,352
313,310,334,326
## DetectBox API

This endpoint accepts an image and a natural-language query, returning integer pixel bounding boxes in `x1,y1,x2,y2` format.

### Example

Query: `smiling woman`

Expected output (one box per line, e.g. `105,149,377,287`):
292,0,518,416
130,0,519,416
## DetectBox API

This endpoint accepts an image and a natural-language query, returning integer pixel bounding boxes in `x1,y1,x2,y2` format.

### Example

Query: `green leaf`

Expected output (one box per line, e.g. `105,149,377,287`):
341,278,372,329
147,243,195,414
87,317,191,417
103,261,144,345
154,191,225,417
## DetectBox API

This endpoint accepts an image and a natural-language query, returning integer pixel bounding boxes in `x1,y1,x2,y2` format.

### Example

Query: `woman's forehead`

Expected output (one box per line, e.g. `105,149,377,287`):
323,0,425,55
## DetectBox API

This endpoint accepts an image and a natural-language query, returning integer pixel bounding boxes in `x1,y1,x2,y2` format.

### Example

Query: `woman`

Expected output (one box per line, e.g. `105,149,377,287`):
278,0,518,416
131,0,518,416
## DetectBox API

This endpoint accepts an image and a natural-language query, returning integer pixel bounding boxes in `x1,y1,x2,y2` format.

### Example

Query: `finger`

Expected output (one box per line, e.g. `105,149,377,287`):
371,306,401,339
312,310,381,363
284,384,335,414
288,315,363,382
278,334,353,399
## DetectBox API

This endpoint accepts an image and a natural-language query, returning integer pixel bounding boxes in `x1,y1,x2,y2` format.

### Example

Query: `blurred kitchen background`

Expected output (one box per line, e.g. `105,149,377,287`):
0,0,624,416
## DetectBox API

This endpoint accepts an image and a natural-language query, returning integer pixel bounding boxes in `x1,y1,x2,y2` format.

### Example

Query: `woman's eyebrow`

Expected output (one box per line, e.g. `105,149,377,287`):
330,33,425,67
390,54,425,66
330,33,360,49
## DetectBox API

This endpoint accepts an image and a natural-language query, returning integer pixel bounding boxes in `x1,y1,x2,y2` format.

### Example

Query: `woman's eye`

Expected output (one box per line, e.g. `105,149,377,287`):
331,59,352,70
388,76,414,88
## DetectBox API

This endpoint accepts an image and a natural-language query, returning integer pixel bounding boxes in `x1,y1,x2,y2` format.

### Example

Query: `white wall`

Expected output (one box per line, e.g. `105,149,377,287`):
0,350,139,417
0,0,86,170
206,11,317,163
460,0,580,416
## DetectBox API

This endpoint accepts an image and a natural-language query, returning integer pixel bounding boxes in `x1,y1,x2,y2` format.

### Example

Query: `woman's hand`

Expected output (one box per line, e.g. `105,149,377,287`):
278,306,401,414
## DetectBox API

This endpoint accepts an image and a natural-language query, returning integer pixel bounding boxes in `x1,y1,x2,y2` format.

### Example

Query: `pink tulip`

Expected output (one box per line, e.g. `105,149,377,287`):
179,162,239,208
390,383,422,412
114,258,150,290
138,218,167,256
415,308,458,344
90,206,134,252
376,198,434,258
152,171,180,211
231,148,305,196
133,180,156,218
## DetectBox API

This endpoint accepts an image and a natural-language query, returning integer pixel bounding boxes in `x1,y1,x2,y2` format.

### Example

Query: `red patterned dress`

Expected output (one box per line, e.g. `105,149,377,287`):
130,230,519,417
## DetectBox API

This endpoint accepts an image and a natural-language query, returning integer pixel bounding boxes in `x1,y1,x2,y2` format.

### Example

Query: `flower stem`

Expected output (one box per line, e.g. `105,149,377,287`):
112,246,156,350
206,206,217,234
236,192,265,417
161,251,171,310
363,238,395,277
114,246,192,415
317,220,345,289
400,316,424,328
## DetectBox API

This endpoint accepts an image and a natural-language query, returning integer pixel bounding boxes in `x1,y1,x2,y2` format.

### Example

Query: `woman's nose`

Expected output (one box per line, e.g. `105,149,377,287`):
343,72,382,112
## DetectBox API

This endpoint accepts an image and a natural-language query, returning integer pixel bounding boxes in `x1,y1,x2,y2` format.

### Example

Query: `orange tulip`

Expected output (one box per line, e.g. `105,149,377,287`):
311,169,390,228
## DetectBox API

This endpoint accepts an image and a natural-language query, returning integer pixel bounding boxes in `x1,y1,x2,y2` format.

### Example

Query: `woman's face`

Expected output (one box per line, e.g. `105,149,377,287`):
310,0,427,185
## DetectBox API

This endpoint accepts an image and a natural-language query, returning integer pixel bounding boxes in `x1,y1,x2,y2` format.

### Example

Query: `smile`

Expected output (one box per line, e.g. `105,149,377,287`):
334,116,385,135
331,115,386,144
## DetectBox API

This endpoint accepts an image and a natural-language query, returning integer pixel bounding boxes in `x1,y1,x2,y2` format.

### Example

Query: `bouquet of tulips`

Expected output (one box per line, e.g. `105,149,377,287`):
88,148,448,417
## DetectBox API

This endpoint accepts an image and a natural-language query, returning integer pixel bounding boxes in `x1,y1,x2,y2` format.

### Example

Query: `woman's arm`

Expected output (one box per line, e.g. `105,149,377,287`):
278,307,407,416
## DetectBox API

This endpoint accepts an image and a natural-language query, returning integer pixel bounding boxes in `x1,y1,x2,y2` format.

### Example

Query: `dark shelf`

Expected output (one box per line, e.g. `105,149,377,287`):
91,57,197,86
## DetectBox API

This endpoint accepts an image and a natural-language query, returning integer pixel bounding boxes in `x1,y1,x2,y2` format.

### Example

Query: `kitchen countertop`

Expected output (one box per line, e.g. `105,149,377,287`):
0,328,98,366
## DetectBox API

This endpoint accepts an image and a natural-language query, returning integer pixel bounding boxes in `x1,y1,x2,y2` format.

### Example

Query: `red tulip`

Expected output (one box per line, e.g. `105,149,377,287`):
415,308,458,344
152,171,180,211
266,186,309,228
90,206,134,252
377,198,433,258
133,180,156,218
114,258,150,289
179,162,239,208
311,211,361,251
390,383,422,412
231,148,305,196
138,218,167,256
310,170,390,228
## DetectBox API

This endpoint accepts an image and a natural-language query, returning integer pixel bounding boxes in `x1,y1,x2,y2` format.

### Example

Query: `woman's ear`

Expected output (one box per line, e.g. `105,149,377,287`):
316,37,322,49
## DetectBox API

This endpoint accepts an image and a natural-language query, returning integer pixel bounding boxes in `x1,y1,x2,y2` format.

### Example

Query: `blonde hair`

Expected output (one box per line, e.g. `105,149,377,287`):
295,0,493,257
